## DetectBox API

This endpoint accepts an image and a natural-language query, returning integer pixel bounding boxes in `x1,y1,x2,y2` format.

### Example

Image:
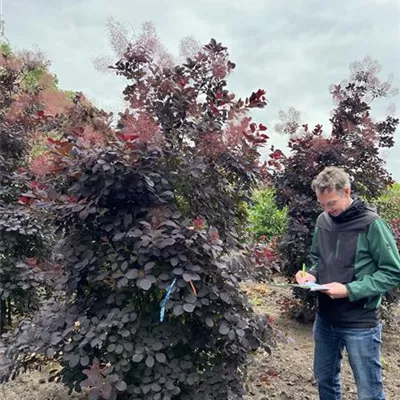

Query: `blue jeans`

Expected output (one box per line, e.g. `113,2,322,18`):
313,314,385,400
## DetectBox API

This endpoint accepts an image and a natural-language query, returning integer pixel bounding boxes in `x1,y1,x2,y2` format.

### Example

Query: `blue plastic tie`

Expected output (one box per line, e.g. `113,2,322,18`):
160,278,177,322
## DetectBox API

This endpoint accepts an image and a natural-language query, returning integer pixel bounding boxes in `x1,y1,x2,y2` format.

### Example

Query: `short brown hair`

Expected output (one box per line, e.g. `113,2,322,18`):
311,166,351,194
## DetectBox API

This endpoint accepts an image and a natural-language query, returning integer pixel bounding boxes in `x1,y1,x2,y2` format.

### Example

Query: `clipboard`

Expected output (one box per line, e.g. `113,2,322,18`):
269,282,329,291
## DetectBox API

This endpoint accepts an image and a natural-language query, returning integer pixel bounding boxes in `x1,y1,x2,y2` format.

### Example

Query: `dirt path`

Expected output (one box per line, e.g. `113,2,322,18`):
243,283,400,400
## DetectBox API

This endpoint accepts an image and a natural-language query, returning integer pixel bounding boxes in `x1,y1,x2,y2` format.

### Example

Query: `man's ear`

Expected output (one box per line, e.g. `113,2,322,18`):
344,187,351,196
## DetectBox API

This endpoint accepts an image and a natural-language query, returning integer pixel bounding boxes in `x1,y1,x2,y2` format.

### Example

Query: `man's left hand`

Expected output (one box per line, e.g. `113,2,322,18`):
323,282,349,300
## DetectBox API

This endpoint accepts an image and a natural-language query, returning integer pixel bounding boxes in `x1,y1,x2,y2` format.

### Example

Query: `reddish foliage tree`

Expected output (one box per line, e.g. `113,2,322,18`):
0,46,72,332
274,57,398,319
4,31,279,400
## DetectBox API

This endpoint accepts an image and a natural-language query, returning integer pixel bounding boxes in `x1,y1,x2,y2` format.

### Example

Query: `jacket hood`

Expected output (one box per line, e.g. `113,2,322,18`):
330,197,375,224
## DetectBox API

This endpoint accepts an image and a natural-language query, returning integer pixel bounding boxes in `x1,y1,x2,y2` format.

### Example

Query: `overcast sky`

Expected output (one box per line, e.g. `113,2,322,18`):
4,0,400,180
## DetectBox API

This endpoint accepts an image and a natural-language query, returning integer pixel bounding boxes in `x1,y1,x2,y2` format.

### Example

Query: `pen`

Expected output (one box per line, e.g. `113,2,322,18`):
302,263,306,278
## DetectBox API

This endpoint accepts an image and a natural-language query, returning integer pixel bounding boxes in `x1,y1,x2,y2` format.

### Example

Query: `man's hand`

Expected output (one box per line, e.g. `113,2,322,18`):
295,271,316,284
323,282,349,299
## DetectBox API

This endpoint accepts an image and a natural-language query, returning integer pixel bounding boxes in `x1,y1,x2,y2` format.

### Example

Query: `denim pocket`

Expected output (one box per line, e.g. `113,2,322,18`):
371,323,382,344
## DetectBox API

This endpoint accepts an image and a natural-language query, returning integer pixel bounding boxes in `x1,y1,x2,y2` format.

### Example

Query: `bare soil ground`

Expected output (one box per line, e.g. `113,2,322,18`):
1,282,399,400
243,283,400,400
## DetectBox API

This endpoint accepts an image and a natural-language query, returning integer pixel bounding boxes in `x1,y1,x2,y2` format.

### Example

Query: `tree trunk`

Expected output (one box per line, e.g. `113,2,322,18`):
0,299,6,334
7,298,12,327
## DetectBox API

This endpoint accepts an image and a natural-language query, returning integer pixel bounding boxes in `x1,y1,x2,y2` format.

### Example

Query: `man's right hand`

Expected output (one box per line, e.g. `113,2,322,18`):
295,271,317,284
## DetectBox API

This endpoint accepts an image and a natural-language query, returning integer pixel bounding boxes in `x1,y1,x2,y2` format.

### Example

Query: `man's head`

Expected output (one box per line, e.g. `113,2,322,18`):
311,167,352,217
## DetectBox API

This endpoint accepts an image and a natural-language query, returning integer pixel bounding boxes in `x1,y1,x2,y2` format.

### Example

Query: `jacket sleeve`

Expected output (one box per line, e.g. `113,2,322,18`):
346,219,400,302
307,226,319,279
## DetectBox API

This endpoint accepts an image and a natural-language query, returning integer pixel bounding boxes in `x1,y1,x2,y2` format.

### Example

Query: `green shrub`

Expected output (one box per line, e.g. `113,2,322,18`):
376,182,400,223
247,187,288,241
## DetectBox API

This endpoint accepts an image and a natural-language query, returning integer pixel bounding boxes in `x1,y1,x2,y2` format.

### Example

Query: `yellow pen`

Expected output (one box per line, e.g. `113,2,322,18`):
302,263,306,278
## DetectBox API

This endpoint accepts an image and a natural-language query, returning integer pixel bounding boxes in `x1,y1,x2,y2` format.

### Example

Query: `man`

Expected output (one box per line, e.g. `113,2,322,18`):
295,166,400,400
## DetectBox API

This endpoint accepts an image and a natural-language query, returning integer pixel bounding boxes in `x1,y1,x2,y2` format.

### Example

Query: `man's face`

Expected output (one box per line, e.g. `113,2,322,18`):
316,188,352,217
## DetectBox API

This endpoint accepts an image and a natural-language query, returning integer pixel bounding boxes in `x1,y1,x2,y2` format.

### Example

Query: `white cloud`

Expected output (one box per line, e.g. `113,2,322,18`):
4,0,400,179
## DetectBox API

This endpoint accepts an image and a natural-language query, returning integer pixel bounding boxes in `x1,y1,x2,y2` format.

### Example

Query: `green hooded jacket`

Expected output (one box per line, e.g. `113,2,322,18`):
308,198,400,327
